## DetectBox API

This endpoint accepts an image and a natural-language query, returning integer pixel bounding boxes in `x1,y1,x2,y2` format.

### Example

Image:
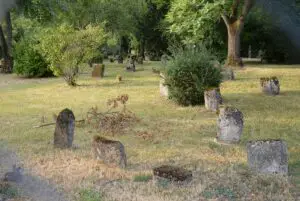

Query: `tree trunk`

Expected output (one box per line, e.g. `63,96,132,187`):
0,24,12,73
226,21,244,67
5,11,13,55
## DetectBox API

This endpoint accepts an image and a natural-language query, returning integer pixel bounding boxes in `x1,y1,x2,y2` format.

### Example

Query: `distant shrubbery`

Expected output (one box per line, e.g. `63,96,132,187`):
165,45,222,106
13,39,52,78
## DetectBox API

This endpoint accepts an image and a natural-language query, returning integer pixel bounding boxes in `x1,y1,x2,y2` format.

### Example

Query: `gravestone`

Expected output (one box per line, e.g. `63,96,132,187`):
153,165,192,182
126,56,136,72
92,64,105,78
204,88,223,112
221,68,235,81
247,140,288,174
54,108,75,148
159,73,169,97
260,77,280,95
216,107,243,144
92,136,127,168
116,55,123,64
116,75,122,82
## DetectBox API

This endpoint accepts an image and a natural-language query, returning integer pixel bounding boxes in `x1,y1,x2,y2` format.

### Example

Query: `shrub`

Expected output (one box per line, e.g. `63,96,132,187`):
165,46,222,106
37,24,107,86
13,39,52,77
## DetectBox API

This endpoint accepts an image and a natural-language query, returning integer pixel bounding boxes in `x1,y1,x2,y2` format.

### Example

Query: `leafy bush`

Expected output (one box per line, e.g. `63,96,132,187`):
165,46,222,106
37,24,107,86
13,39,52,77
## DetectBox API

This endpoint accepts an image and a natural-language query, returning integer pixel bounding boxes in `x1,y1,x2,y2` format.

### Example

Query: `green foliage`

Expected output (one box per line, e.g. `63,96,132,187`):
165,45,222,106
166,0,225,44
37,24,107,86
13,38,52,77
133,174,153,182
79,189,102,201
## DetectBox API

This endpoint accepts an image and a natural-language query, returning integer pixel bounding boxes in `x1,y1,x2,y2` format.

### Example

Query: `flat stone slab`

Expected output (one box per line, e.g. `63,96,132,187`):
153,165,192,182
247,140,288,175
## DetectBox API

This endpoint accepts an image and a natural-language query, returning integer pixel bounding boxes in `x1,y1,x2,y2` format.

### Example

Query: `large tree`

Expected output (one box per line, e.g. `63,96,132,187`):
167,0,254,67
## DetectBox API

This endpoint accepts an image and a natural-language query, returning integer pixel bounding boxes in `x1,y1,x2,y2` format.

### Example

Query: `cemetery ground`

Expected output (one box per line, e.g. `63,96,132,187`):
0,61,300,200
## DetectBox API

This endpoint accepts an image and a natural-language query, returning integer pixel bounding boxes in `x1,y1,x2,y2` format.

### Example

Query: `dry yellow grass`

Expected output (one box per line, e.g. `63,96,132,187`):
0,62,299,200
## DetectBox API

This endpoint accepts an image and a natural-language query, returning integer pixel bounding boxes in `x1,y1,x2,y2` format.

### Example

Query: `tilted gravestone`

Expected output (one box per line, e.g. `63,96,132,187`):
260,77,280,95
153,165,192,182
204,88,223,112
247,140,288,175
216,107,243,144
92,64,105,78
92,136,127,168
54,108,75,148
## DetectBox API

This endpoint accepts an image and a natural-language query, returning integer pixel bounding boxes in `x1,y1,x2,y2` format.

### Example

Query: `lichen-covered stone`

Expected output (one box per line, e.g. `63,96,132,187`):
92,136,127,168
126,56,136,72
247,140,288,174
260,77,280,95
153,165,192,182
54,108,75,148
204,88,223,112
216,107,243,144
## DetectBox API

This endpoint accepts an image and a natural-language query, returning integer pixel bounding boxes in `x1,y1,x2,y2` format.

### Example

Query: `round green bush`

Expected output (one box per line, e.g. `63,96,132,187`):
13,39,52,78
165,46,222,106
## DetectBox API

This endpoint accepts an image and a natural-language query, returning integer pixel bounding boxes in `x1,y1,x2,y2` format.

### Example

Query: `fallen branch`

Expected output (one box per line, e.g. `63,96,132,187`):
33,119,85,128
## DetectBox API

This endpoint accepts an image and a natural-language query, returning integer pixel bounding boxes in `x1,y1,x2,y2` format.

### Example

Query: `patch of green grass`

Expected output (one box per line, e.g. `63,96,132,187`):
79,189,102,201
0,183,19,199
133,174,153,182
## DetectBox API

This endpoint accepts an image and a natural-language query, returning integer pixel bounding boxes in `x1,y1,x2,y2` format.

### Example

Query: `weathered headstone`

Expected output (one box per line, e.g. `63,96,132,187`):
216,107,243,144
221,68,235,81
92,64,105,78
126,56,136,72
54,108,75,148
247,140,288,175
153,165,192,182
92,136,127,168
260,77,280,95
116,55,123,64
204,88,223,112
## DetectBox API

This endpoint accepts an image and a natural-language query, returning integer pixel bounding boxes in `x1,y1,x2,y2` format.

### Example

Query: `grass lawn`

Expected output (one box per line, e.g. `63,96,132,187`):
0,61,299,200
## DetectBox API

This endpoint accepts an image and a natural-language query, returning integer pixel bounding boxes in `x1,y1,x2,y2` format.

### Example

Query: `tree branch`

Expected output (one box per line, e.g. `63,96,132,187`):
231,0,240,19
221,14,230,27
240,0,253,22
